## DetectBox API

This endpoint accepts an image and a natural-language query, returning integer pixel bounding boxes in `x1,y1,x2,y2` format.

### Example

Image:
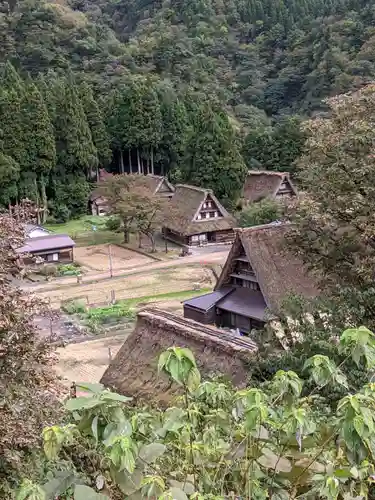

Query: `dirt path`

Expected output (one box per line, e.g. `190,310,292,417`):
55,334,127,386
24,250,228,294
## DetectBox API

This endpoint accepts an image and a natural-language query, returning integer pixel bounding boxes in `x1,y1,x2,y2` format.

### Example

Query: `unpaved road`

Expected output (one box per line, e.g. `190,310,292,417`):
24,249,228,294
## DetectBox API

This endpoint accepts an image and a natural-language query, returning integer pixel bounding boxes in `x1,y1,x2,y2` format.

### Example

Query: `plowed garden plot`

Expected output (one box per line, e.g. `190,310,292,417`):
40,265,214,308
74,244,154,271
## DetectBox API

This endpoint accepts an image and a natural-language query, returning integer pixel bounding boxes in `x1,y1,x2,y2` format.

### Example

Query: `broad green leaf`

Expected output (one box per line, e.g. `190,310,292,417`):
334,468,352,479
139,443,166,463
186,366,201,392
42,427,65,460
169,487,189,500
65,397,104,411
178,348,196,367
353,416,365,437
169,480,195,495
168,357,182,385
120,448,136,473
76,382,104,394
258,448,292,473
74,485,109,500
42,471,76,497
112,468,143,495
91,415,99,444
158,351,171,373
101,391,132,403
251,425,269,440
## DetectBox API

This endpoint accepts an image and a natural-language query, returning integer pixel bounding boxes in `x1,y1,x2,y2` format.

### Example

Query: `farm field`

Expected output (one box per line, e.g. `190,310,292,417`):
74,244,155,271
55,334,126,387
39,265,215,308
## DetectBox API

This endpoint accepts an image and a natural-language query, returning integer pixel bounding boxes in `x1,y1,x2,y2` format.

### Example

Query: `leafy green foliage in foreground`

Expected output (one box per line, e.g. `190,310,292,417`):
19,327,375,499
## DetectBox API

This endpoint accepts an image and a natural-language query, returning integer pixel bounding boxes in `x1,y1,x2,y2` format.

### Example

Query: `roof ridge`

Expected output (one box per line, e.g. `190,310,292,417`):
27,233,71,240
176,183,212,193
235,222,290,234
247,170,288,177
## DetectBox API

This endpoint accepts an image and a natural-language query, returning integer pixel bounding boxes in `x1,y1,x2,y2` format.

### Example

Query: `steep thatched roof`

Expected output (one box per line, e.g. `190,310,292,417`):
143,174,175,195
90,174,174,203
243,171,297,203
216,223,318,315
100,308,257,404
164,184,235,235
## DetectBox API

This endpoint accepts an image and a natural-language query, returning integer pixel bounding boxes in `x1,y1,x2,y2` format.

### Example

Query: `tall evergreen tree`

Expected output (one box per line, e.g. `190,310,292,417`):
158,84,189,175
19,81,56,220
139,81,162,174
1,61,24,95
0,87,24,204
79,81,111,171
48,75,97,176
183,102,247,204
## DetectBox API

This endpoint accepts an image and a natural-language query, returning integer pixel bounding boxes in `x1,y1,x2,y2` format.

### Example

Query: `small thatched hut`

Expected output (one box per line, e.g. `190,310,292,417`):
100,308,257,404
243,171,297,204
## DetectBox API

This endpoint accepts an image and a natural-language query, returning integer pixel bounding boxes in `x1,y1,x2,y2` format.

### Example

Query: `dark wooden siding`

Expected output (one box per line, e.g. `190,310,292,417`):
214,229,234,243
217,309,265,333
183,305,216,324
163,228,188,246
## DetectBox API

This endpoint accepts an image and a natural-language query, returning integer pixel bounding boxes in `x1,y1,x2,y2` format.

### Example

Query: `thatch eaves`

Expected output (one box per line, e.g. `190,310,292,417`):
215,223,318,315
243,170,297,203
164,184,235,235
100,308,257,404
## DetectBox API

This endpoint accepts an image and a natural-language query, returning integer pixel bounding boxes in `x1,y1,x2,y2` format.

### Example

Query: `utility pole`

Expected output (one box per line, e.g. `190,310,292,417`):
108,244,113,278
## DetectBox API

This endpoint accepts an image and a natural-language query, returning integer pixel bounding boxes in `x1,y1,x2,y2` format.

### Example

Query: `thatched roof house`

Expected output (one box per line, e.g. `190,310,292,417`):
163,184,236,246
184,223,318,334
100,308,257,404
90,174,174,216
243,171,297,204
142,174,175,198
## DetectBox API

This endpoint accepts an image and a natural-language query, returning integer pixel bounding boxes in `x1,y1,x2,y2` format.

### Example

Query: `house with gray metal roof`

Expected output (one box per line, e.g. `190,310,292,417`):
17,231,75,265
183,223,318,335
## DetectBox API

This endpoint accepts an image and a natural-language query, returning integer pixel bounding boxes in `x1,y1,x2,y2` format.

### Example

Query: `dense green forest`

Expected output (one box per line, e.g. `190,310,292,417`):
0,0,374,217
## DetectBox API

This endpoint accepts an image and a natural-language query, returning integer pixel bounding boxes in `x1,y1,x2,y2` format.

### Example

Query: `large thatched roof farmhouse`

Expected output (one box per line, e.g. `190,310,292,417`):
90,173,175,216
183,223,318,335
100,308,257,403
163,184,236,246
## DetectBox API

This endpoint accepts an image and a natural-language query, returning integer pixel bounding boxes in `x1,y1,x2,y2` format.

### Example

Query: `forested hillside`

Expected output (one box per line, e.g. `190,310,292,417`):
0,0,374,216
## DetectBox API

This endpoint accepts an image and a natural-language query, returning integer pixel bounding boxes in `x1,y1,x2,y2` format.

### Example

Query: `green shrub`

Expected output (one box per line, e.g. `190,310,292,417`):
24,327,375,499
238,197,284,227
57,263,81,276
61,300,86,315
85,303,135,324
105,216,121,232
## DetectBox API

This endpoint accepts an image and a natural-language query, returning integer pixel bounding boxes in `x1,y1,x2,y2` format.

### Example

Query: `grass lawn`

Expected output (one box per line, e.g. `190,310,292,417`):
45,215,181,258
45,216,123,247
119,288,212,308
